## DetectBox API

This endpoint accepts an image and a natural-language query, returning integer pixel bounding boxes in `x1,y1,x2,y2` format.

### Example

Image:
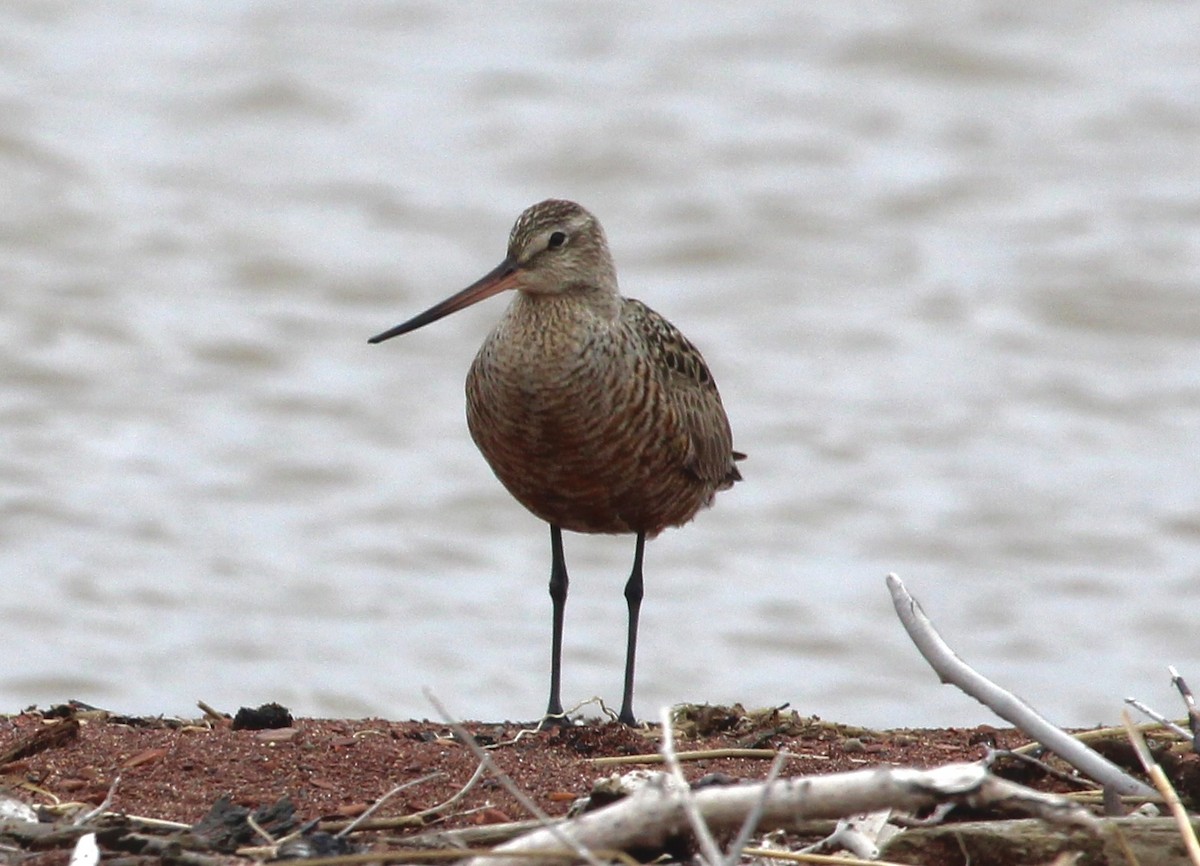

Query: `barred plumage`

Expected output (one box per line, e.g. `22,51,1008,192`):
370,200,742,726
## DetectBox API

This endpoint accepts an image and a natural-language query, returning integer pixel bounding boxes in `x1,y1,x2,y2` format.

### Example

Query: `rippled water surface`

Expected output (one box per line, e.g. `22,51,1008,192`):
3,2,1199,727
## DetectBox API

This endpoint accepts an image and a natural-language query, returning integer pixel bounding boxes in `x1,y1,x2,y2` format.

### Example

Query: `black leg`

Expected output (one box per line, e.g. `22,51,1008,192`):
618,531,646,726
543,524,569,726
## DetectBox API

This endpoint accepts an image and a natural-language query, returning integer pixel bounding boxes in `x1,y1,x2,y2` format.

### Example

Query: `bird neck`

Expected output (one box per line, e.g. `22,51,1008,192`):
510,285,622,325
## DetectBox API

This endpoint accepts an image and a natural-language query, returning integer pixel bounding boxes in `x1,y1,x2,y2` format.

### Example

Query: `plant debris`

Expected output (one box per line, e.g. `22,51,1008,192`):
1,702,1196,865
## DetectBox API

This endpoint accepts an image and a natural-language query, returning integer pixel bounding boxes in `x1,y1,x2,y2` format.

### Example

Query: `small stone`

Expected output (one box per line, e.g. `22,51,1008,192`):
254,727,299,743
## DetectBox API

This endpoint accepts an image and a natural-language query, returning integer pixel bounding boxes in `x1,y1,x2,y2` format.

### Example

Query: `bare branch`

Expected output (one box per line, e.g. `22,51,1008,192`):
337,772,445,836
424,689,606,866
411,763,486,821
590,748,785,767
1169,666,1200,752
243,812,276,847
886,573,1156,798
462,762,1095,866
74,776,121,826
723,750,788,866
1124,697,1193,743
659,706,723,866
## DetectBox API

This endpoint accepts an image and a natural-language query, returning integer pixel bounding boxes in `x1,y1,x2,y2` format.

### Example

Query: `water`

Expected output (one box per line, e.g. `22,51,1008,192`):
3,1,1199,729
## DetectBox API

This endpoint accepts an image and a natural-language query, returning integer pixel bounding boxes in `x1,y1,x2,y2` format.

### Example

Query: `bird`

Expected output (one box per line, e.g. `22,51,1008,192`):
369,199,742,726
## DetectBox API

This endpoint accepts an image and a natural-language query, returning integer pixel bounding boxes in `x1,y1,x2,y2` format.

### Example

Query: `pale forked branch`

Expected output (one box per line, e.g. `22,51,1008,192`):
886,573,1156,798
462,762,1095,866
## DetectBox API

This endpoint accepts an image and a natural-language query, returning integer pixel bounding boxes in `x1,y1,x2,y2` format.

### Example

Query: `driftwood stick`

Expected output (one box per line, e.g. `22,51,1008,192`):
1124,697,1193,743
658,707,722,866
424,691,607,866
337,772,445,837
463,762,1094,866
588,748,784,767
886,816,1200,866
1169,666,1200,752
1122,711,1200,866
886,574,1156,799
722,749,788,865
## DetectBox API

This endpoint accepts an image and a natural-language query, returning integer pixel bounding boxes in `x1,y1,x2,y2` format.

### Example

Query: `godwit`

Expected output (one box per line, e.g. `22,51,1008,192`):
369,200,742,726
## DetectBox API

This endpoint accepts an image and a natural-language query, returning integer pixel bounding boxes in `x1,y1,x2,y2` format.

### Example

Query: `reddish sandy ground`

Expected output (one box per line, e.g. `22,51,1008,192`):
2,702,1197,864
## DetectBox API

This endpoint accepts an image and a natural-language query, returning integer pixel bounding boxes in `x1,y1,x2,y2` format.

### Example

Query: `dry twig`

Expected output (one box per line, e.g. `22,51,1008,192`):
73,776,120,826
589,748,788,766
1122,710,1200,866
1124,697,1193,743
338,772,445,836
659,706,723,866
425,690,606,866
723,749,788,866
887,573,1155,798
195,701,226,723
741,847,910,866
1170,666,1200,752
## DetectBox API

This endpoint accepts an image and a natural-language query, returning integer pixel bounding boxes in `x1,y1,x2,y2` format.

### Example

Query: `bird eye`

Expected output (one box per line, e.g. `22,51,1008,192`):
547,231,567,249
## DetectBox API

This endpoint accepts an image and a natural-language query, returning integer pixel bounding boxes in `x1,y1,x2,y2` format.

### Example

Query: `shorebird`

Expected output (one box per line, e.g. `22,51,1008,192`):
369,200,742,726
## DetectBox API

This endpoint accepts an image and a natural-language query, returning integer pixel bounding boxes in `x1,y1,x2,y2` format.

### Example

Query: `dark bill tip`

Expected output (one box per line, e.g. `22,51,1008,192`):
368,257,520,345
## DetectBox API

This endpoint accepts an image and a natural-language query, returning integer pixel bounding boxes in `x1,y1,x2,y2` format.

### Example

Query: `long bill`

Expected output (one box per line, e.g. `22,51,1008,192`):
368,256,521,344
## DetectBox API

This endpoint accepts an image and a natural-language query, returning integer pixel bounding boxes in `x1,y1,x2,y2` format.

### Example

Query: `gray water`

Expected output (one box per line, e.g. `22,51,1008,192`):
3,1,1199,728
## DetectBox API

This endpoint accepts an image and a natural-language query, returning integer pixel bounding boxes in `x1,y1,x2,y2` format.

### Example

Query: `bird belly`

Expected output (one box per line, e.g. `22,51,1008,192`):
465,351,710,537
